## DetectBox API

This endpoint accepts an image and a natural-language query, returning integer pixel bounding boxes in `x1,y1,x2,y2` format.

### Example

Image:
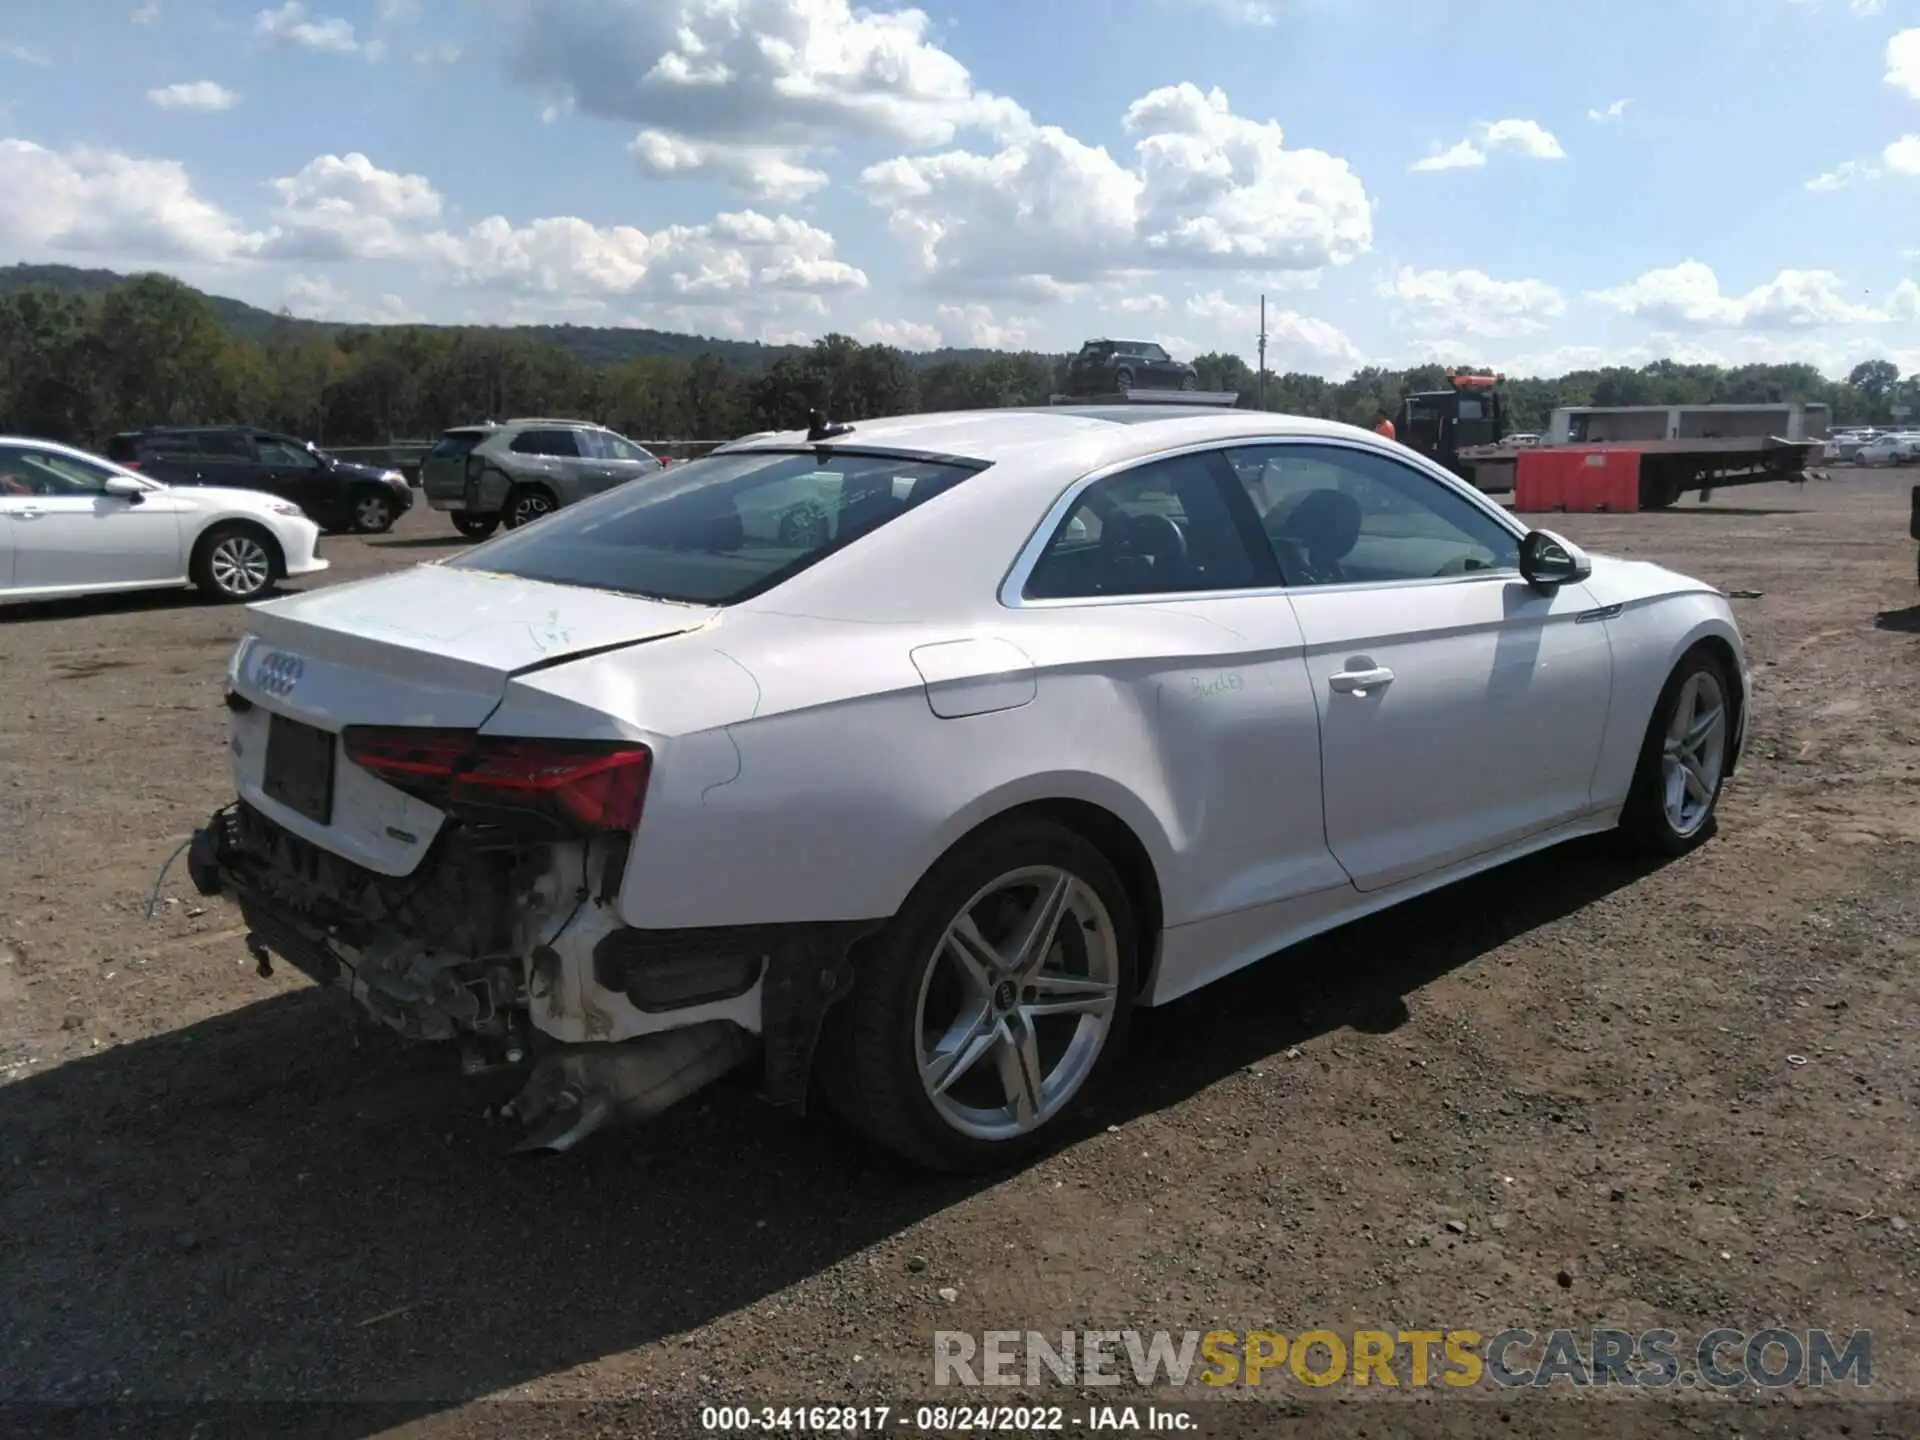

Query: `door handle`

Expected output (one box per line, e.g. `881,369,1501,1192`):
1328,665,1394,694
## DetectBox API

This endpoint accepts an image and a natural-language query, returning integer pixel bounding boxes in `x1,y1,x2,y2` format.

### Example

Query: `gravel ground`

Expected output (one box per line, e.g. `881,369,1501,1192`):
1,470,1917,1439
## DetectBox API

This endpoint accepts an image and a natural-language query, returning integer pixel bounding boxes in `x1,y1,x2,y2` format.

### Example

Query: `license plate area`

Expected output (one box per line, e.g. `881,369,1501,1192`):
261,713,336,825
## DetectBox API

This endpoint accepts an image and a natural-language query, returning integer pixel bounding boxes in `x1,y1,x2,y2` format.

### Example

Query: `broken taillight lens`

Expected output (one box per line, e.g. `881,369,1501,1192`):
341,727,652,833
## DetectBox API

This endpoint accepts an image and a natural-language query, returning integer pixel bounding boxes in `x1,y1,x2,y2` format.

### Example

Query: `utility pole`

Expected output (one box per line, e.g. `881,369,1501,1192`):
1257,294,1268,410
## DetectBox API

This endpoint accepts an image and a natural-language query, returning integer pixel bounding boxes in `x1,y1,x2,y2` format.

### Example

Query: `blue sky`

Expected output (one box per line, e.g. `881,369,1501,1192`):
2,0,1917,379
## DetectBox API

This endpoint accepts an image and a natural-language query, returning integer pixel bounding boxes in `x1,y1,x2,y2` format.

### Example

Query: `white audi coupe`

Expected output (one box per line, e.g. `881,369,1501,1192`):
187,404,1750,1169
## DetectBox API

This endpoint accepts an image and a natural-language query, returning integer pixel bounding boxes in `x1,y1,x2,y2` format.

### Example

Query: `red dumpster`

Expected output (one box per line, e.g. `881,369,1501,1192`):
1515,447,1641,514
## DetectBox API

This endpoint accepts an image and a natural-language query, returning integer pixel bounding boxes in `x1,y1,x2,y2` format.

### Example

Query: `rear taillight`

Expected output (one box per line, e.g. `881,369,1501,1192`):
341,727,652,833
123,461,142,470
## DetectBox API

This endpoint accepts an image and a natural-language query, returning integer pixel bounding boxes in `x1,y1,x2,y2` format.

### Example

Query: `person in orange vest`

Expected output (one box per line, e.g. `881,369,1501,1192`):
1373,408,1397,442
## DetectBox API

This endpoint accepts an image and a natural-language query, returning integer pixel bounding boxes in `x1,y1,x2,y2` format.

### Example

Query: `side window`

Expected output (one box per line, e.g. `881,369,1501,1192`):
575,429,611,460
1023,451,1268,600
509,428,580,458
1223,443,1520,587
0,446,114,495
605,434,653,463
256,440,319,468
196,432,254,459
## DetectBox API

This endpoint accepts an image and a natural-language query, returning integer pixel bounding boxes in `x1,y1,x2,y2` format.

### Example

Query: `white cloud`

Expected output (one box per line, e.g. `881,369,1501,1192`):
1377,266,1566,338
855,317,941,349
1587,99,1630,123
1804,135,1920,188
1889,279,1920,322
1,42,51,67
414,43,462,67
1411,140,1485,172
1806,158,1877,190
1184,0,1280,24
0,138,260,263
1482,118,1566,159
255,3,358,55
247,149,866,329
629,131,828,202
284,273,426,323
147,81,242,112
1184,290,1362,371
132,2,161,21
283,272,352,318
264,151,443,260
421,209,868,311
1589,260,1887,329
862,82,1372,295
503,0,1029,197
935,303,1036,349
1412,119,1565,172
1118,293,1168,314
1890,28,1920,99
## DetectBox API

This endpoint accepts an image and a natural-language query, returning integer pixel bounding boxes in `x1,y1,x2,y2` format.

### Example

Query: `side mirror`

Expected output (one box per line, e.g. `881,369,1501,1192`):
104,475,144,501
1519,528,1591,592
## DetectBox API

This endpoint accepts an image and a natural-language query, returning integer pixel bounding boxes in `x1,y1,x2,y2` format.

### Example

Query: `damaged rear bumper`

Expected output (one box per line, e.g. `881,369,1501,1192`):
186,803,882,1117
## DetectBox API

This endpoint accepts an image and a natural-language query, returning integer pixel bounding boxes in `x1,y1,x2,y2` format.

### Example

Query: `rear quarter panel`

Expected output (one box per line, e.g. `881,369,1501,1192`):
509,612,1200,933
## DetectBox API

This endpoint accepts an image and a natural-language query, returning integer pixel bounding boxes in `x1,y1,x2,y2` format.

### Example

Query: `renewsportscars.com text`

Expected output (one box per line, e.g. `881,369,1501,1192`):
933,1328,1873,1389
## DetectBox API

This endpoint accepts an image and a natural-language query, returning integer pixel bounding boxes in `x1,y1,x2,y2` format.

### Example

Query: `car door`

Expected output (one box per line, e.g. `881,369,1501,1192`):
1221,439,1615,894
1011,448,1347,940
0,444,186,590
572,428,631,498
191,429,264,495
1139,344,1177,388
597,430,663,490
505,427,584,502
252,437,337,525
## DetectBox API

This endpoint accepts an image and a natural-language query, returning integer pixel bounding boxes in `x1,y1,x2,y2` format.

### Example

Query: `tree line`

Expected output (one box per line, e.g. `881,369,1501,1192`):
2,272,1914,451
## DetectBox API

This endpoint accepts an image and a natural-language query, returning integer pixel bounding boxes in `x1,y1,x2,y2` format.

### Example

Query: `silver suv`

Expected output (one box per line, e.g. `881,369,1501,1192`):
419,418,662,538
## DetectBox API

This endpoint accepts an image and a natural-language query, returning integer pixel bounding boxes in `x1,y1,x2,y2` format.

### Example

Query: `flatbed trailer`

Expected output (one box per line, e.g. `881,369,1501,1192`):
1456,435,1825,508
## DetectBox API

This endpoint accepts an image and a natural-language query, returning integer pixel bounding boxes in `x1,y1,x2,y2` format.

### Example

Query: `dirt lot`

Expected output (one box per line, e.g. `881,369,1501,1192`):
2,472,1918,1438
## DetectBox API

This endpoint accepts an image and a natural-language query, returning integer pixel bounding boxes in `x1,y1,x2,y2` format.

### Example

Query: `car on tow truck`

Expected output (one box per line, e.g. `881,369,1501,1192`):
189,404,1752,1170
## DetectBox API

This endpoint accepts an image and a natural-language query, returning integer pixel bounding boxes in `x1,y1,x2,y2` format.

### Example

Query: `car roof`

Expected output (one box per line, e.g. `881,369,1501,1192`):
720,405,1360,469
709,405,1499,628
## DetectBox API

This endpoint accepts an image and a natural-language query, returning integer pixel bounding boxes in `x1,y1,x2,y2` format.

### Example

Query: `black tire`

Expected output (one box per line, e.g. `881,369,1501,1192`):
504,485,557,529
352,490,395,534
190,523,282,603
1640,473,1681,510
820,818,1137,1172
1180,373,1197,390
1619,645,1735,856
1114,368,1134,395
453,511,501,540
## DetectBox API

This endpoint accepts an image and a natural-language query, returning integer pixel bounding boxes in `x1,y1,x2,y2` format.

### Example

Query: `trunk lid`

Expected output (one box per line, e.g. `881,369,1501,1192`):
227,564,715,876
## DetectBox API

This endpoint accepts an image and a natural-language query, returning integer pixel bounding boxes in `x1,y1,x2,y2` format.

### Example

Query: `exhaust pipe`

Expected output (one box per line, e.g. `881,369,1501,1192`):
507,1020,758,1154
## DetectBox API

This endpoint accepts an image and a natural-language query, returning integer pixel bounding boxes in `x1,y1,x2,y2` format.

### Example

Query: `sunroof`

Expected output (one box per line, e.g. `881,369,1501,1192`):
1005,404,1241,425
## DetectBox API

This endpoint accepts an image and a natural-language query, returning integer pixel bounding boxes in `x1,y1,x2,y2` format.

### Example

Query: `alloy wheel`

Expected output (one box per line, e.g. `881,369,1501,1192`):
208,534,272,599
1661,669,1727,837
914,864,1119,1142
355,495,392,532
509,492,554,527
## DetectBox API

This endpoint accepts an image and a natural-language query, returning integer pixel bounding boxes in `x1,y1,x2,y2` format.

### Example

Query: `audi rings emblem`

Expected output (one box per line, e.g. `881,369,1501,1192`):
255,650,305,697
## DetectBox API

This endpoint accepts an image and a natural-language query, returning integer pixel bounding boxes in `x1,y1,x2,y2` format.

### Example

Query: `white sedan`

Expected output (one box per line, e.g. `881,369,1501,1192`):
186,405,1750,1169
1855,433,1918,466
0,437,327,604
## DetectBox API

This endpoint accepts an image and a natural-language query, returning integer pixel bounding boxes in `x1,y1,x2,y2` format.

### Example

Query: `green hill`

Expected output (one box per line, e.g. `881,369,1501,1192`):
0,263,1035,370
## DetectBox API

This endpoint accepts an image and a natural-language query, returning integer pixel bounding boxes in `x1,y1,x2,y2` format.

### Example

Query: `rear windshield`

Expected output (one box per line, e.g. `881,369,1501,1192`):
447,448,985,605
430,430,488,459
